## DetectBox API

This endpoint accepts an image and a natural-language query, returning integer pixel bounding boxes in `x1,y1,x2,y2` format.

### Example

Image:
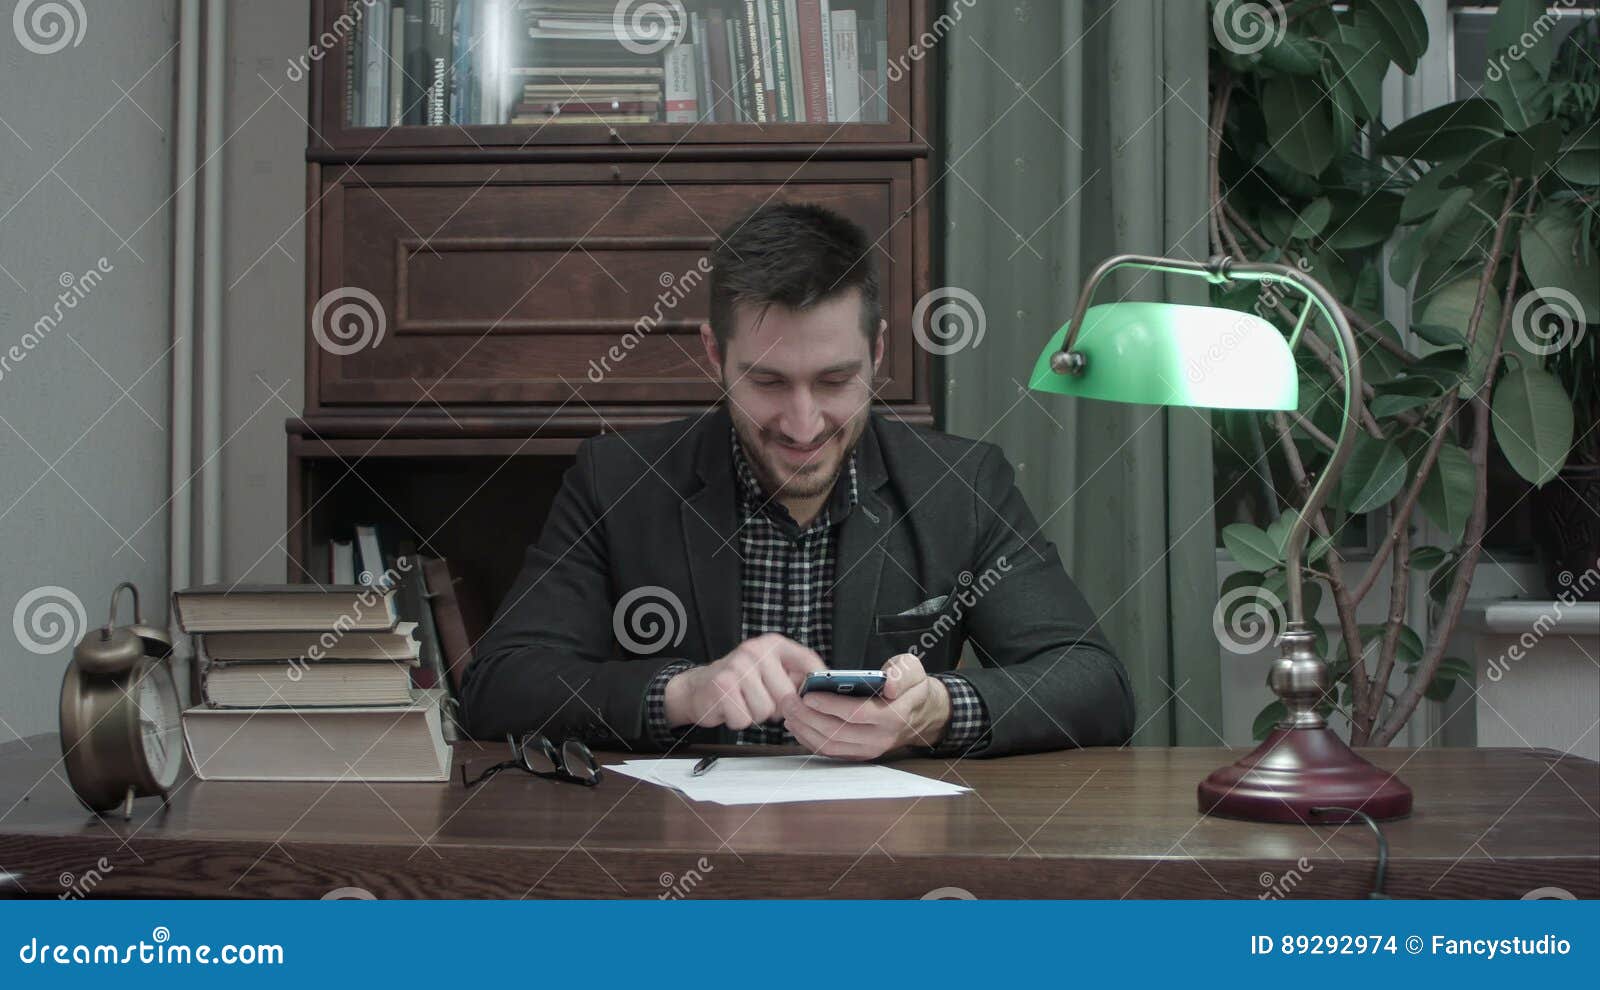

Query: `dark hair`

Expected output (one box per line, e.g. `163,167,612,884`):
707,202,880,352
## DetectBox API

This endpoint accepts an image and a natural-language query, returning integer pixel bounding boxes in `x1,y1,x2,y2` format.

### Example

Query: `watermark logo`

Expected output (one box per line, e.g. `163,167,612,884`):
12,0,86,55
588,256,711,382
885,0,975,82
290,559,412,681
1511,287,1587,357
1,256,113,388
311,286,387,356
1211,0,1286,56
921,886,976,899
1258,858,1312,899
1522,886,1576,900
658,856,713,899
58,857,113,900
912,286,986,356
909,557,1011,659
286,0,380,82
1212,584,1285,654
1486,0,1577,81
613,585,687,654
613,0,686,55
1485,560,1598,682
321,886,377,900
13,585,86,656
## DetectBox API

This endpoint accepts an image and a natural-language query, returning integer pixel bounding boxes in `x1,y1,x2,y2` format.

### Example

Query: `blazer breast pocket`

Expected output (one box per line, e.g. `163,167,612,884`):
868,602,963,672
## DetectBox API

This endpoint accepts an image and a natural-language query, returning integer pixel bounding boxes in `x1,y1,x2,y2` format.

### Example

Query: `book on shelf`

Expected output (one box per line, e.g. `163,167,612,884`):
172,584,398,633
344,0,890,127
182,701,451,782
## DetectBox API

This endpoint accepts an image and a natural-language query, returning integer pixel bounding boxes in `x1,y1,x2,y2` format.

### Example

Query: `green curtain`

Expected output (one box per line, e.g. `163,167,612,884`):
938,0,1223,745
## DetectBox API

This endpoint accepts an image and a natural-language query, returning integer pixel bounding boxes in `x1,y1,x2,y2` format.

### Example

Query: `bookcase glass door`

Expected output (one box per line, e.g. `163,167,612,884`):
342,0,895,131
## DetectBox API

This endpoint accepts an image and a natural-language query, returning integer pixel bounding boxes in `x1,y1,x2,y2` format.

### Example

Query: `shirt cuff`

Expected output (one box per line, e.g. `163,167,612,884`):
928,672,990,756
645,659,695,749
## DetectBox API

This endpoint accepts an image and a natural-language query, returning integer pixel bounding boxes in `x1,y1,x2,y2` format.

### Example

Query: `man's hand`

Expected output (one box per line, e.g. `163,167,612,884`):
664,634,821,730
782,653,951,760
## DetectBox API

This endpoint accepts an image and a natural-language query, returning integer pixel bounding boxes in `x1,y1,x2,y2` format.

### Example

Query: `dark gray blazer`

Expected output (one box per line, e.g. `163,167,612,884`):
462,406,1134,756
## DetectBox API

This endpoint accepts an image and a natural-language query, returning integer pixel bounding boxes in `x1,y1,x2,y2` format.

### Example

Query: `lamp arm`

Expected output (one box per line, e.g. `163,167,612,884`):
1217,261,1363,626
1055,254,1363,624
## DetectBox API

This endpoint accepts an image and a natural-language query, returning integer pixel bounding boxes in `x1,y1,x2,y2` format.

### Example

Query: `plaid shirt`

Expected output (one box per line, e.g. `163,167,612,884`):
644,428,988,754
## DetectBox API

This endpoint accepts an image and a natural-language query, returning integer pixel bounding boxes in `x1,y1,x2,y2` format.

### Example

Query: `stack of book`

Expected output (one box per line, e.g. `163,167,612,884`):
174,584,451,782
510,66,664,124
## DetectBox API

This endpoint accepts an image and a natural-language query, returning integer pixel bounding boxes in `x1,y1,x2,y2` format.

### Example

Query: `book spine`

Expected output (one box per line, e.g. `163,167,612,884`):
740,4,768,122
664,43,698,123
706,9,733,123
783,0,804,121
388,4,405,124
874,38,887,121
764,0,793,123
346,1,362,125
424,0,452,127
448,0,464,123
362,1,388,125
693,13,714,122
754,0,775,114
795,0,826,123
729,18,749,122
403,0,426,124
830,10,860,123
818,0,834,122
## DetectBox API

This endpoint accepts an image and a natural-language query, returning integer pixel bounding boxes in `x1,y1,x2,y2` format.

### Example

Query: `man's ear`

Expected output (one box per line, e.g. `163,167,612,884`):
700,322,722,375
871,319,887,374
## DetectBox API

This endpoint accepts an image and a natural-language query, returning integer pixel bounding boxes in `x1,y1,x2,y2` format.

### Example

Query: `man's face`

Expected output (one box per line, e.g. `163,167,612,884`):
704,288,884,503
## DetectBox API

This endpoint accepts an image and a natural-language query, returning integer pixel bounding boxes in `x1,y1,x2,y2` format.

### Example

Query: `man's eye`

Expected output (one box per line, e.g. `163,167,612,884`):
820,377,854,388
752,379,783,389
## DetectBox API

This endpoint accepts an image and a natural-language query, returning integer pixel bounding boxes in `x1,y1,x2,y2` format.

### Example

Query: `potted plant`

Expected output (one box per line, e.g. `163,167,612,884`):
1207,0,1597,744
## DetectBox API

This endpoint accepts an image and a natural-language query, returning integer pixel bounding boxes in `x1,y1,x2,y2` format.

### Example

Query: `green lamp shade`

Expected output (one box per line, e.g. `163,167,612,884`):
1028,302,1298,410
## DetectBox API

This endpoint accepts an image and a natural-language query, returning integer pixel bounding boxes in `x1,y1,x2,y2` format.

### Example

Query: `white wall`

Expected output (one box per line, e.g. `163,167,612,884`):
0,1,178,743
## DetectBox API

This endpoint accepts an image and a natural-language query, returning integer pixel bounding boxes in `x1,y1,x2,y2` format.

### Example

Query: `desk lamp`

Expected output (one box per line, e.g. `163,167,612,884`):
1029,253,1412,823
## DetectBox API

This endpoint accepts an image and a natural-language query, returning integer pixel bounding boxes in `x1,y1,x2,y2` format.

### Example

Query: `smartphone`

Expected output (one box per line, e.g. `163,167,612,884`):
799,670,887,697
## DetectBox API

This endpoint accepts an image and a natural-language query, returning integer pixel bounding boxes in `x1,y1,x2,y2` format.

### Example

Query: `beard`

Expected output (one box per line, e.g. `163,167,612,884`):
727,399,869,502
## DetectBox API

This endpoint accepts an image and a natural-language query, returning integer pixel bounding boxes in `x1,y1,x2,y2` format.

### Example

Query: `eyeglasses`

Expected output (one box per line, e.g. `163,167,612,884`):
460,733,604,788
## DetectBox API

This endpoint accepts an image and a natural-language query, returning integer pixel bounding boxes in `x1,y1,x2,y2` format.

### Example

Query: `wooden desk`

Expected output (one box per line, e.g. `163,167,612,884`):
1,735,1595,899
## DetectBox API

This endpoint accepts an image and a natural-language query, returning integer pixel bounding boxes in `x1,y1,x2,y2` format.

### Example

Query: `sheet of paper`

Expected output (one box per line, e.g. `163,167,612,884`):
606,756,971,805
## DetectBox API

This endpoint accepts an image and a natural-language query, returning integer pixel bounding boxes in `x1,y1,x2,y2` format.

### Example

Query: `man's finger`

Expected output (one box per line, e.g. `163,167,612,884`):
880,652,926,701
803,692,886,724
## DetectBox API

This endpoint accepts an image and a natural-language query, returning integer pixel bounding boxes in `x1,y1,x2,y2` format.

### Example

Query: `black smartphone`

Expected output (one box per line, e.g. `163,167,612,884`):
799,670,888,697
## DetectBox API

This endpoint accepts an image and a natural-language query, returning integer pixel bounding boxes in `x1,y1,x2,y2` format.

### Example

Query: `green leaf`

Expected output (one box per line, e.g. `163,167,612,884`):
1377,99,1505,162
1491,365,1575,486
1336,433,1408,514
1324,191,1401,249
1323,40,1387,122
1554,130,1600,186
1482,54,1551,131
1222,523,1284,572
1410,347,1470,390
1418,278,1505,394
1265,509,1330,565
1471,120,1562,177
1410,545,1448,570
1424,674,1459,702
1486,0,1557,77
1429,551,1460,605
1369,392,1432,418
1260,29,1324,76
1352,0,1428,75
1292,197,1332,239
1263,75,1337,176
1411,322,1466,347
1253,700,1288,741
1521,203,1600,318
1419,443,1476,544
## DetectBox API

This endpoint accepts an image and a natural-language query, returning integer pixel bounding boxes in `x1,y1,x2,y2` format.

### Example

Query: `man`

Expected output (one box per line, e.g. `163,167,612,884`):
463,203,1133,759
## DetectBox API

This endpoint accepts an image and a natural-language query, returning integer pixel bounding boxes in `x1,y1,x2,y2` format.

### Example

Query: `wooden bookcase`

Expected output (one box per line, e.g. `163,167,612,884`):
287,0,936,609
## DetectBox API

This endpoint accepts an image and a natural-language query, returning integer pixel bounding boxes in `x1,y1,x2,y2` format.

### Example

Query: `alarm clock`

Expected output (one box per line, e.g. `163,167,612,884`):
58,582,183,819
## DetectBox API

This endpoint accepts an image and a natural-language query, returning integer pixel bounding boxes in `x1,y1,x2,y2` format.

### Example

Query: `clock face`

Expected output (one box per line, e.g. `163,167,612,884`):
135,663,182,790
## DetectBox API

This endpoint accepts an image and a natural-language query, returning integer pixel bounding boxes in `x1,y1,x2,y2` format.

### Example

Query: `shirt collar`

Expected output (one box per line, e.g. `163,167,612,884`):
730,426,858,533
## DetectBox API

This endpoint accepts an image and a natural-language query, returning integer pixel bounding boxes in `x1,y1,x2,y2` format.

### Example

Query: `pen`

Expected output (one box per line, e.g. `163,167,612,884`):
691,756,718,776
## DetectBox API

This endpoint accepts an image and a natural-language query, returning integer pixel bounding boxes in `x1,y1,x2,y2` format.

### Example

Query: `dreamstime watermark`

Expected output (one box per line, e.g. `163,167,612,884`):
321,886,377,900
657,856,714,899
285,0,381,82
1,257,114,387
1486,0,1578,82
612,0,686,55
588,256,711,382
1484,560,1599,683
13,585,87,656
1522,886,1576,899
911,286,986,356
1212,584,1286,654
58,857,113,900
885,0,975,82
310,286,387,356
613,585,687,654
12,0,85,55
1511,287,1588,357
1211,0,1287,56
908,557,1011,659
289,560,412,680
1187,254,1313,385
1258,858,1313,900
920,886,976,899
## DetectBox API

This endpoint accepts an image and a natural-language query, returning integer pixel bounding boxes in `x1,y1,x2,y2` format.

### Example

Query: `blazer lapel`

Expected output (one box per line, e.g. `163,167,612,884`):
682,408,741,663
831,416,889,668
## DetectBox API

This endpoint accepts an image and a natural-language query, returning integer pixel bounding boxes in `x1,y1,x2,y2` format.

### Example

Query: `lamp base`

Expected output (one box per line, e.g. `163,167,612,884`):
1197,726,1412,824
